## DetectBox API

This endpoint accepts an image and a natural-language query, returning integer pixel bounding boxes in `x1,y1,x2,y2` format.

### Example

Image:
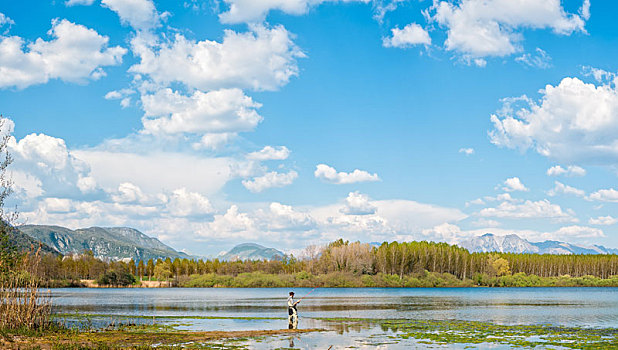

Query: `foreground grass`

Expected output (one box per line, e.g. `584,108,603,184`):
4,314,617,349
320,317,618,349
0,324,319,349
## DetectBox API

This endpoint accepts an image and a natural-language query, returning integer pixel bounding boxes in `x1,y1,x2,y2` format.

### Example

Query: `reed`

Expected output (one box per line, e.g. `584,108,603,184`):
0,245,52,330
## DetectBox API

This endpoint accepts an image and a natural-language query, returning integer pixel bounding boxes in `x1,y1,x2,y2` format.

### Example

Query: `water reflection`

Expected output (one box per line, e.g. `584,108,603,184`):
51,287,618,330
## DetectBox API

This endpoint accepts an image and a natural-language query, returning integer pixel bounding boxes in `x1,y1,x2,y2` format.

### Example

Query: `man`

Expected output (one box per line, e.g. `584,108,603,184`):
287,291,300,329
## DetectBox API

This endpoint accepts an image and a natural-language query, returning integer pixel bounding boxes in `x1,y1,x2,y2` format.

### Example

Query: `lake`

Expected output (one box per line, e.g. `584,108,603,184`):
50,287,618,348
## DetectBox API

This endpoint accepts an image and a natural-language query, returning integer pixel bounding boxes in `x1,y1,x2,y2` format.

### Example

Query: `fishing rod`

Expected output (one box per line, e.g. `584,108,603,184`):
298,287,318,301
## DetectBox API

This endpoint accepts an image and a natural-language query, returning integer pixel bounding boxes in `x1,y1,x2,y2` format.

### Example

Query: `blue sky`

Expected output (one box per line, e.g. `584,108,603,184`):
1,0,617,255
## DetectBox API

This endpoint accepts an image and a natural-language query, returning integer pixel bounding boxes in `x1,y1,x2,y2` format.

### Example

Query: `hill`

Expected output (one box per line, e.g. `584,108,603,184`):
18,225,190,262
218,243,285,261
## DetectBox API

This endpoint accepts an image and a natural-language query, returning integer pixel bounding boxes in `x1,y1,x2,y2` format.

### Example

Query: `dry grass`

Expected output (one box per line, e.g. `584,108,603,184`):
0,246,52,330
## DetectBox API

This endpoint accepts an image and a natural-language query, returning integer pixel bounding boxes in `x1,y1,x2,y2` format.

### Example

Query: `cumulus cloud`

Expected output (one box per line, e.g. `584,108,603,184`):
141,88,263,135
192,133,237,151
246,146,290,160
166,188,214,217
489,76,618,164
73,150,233,196
547,181,585,197
589,215,617,226
588,188,618,202
218,0,370,24
554,225,604,238
431,0,588,63
9,132,97,198
242,170,298,193
314,164,379,184
459,147,474,155
105,88,135,109
0,19,126,89
264,202,314,231
546,165,586,177
203,205,255,238
383,23,431,48
515,48,552,69
101,0,161,31
501,177,528,192
130,24,304,92
340,191,377,215
65,0,95,6
0,13,14,28
479,199,574,220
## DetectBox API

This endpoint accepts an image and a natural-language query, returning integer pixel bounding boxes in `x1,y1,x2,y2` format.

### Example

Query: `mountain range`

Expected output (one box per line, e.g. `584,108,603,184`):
18,225,190,262
459,233,618,255
217,243,285,261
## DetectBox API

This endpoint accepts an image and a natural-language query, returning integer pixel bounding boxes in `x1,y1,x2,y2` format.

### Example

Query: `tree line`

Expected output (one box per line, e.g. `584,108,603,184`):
28,239,618,287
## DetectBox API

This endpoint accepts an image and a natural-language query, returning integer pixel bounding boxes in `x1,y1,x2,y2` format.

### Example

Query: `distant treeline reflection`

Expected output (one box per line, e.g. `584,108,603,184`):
33,240,618,288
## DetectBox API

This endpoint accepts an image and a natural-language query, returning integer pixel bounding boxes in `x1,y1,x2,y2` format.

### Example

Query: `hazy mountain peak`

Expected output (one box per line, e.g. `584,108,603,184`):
218,243,285,261
460,233,617,255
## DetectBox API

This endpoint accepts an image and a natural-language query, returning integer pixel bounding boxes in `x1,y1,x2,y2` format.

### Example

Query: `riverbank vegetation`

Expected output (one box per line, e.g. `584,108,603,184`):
14,239,618,288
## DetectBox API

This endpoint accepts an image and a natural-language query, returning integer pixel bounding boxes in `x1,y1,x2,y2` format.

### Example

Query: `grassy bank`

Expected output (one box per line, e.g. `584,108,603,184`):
2,316,615,349
178,271,618,288
0,325,318,349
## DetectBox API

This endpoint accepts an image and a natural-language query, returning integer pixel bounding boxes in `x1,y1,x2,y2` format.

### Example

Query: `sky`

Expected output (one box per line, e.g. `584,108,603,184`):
0,0,617,256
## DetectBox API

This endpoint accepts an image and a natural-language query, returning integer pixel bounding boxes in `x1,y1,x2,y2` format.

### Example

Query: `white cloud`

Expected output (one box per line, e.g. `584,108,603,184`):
490,77,618,164
588,188,618,203
554,225,604,238
101,0,161,31
383,23,431,48
515,48,552,69
546,165,586,177
431,0,588,61
0,13,14,27
589,215,617,226
0,19,126,89
458,147,474,155
242,170,298,193
73,150,233,196
479,199,574,220
501,177,528,192
314,164,379,184
130,24,304,92
547,181,585,197
166,188,214,217
111,182,150,204
42,197,74,213
218,0,370,24
192,133,237,151
202,205,255,239
340,191,376,215
465,198,485,206
66,0,95,6
264,202,314,231
470,218,501,227
247,146,290,160
141,88,263,135
9,132,97,198
105,88,135,109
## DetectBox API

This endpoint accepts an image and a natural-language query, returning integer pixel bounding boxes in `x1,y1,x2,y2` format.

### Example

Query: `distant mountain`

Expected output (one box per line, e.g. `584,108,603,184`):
5,226,59,255
19,225,190,262
459,233,618,255
218,243,285,261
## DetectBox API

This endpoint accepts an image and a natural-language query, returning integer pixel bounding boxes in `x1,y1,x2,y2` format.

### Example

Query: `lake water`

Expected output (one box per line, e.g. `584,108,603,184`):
50,287,618,349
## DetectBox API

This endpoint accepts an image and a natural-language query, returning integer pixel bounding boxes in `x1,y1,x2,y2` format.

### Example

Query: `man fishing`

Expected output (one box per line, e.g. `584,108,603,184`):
287,291,300,329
